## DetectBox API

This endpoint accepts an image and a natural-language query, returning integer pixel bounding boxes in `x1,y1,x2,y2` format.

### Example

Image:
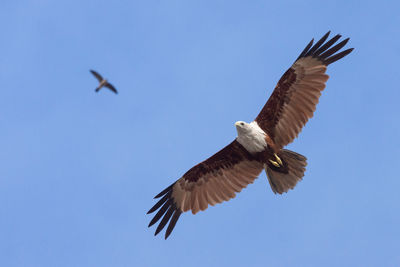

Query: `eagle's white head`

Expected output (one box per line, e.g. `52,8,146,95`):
235,121,267,153
235,121,251,135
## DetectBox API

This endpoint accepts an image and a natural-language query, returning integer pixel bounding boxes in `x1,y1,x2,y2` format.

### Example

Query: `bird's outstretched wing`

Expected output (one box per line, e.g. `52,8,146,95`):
90,70,103,82
105,83,118,94
255,31,353,151
147,140,264,239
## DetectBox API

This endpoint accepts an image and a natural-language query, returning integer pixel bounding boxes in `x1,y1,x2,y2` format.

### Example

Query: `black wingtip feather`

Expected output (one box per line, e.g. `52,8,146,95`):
325,48,354,65
154,206,175,236
154,183,174,199
296,31,353,65
147,193,169,214
319,38,350,59
304,31,330,57
148,198,171,227
165,210,181,239
314,34,341,56
148,182,182,239
296,38,314,61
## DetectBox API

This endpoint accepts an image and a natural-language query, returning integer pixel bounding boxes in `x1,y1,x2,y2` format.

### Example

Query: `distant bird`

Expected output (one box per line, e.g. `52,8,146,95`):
147,31,354,239
90,70,118,94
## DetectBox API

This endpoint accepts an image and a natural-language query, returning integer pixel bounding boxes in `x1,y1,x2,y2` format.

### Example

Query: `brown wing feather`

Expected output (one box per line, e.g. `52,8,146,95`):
105,83,118,94
255,32,353,150
90,70,103,82
147,140,264,239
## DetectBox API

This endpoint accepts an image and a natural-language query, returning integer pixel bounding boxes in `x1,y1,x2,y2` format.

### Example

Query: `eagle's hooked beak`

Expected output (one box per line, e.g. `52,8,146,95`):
235,121,245,127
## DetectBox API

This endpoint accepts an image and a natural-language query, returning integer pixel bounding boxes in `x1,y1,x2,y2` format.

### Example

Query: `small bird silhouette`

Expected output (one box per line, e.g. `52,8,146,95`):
90,70,118,94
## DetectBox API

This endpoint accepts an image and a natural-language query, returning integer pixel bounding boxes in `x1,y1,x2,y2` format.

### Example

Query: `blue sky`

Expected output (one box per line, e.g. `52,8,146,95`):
1,1,399,266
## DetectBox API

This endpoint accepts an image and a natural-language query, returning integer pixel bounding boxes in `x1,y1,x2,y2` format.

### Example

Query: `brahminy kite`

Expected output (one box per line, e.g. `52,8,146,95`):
147,31,353,239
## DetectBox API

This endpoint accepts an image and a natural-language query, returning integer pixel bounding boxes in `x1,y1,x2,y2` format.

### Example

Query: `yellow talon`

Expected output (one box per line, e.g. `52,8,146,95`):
269,154,283,167
274,153,283,166
269,159,280,168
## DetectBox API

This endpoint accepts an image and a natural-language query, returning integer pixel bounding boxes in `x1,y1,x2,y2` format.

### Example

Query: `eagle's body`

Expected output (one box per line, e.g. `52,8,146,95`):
147,32,354,239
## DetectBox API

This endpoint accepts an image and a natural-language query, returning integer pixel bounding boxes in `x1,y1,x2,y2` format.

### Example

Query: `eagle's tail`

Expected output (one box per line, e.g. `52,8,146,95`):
264,149,307,194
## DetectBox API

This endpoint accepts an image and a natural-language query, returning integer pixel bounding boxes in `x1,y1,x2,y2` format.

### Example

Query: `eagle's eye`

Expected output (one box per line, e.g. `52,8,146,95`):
240,122,244,126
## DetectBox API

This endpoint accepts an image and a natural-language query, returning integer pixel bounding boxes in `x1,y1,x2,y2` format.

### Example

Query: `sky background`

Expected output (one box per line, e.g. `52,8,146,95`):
1,1,399,266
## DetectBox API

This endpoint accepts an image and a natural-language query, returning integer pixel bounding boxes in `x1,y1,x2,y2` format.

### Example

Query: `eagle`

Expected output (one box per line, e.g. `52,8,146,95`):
147,31,353,239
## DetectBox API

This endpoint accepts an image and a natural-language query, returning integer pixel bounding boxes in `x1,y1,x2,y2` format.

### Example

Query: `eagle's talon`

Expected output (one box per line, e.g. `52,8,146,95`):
274,153,283,166
269,159,280,168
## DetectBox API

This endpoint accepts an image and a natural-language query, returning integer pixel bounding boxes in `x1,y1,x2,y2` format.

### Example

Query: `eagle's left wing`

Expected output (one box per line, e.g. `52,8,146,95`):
255,32,353,151
147,140,264,239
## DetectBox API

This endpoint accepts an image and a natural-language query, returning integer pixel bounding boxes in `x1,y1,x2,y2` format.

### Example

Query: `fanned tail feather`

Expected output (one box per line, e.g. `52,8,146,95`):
265,149,307,194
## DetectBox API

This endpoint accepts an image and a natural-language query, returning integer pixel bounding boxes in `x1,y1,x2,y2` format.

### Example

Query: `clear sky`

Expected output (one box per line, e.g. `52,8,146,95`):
1,1,399,266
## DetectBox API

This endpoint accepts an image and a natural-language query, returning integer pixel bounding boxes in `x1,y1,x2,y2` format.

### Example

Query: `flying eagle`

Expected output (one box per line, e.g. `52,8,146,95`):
147,32,353,239
90,70,118,94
